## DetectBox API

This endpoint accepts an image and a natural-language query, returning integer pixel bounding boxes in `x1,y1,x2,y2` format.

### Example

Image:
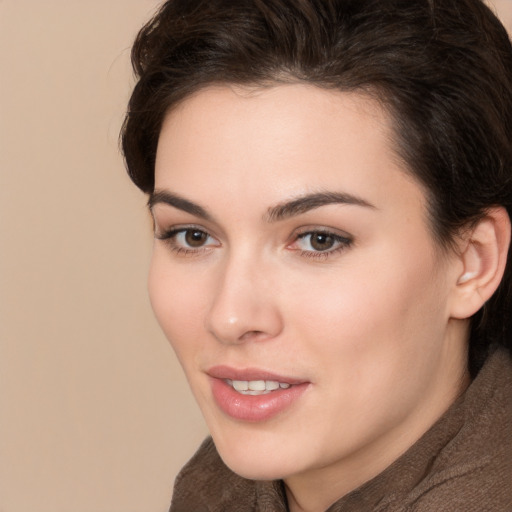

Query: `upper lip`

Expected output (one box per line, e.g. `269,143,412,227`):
207,365,306,384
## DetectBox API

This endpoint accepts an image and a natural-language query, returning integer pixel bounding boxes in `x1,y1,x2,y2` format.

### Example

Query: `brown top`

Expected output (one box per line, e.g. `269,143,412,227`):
170,348,512,512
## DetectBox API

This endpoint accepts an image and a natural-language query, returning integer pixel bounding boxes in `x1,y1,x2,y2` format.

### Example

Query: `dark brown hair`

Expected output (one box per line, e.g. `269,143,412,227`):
121,0,512,375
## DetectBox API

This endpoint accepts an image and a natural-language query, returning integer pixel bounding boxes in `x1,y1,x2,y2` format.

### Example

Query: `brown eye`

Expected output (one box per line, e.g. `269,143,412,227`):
184,229,208,247
292,230,352,258
310,233,335,251
156,226,220,255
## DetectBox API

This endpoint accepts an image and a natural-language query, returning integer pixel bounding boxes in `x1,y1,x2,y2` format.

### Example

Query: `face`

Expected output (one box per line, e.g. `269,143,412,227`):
149,85,467,488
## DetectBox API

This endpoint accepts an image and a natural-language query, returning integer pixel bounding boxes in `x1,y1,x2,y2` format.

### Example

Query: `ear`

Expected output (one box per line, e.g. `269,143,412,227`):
449,207,511,319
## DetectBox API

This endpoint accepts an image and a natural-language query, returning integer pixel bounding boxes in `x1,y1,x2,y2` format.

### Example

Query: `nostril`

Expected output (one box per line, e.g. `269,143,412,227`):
239,330,265,341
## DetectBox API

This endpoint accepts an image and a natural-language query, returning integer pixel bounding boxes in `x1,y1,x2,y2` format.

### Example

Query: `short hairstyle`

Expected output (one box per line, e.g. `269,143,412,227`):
121,0,512,375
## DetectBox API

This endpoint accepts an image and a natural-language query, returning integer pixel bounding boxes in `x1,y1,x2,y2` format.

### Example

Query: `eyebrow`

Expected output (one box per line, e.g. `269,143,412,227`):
265,191,375,222
148,190,213,221
148,189,375,222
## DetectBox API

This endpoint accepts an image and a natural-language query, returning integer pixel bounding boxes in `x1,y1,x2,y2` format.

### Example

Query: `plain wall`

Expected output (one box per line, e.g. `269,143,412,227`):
0,2,208,512
1,1,511,511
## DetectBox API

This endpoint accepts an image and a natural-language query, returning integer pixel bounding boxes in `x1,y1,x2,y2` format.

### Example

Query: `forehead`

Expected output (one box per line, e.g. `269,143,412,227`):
154,84,425,216
157,84,393,162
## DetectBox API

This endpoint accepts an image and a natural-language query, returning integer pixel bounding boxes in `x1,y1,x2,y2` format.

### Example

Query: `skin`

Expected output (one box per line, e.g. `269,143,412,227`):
149,84,473,512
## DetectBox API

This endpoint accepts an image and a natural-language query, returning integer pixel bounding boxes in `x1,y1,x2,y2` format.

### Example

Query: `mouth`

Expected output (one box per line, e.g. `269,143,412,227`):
207,366,309,422
225,379,291,395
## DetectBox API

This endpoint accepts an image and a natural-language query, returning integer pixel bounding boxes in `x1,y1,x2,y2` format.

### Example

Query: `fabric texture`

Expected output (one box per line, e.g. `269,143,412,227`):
169,347,512,512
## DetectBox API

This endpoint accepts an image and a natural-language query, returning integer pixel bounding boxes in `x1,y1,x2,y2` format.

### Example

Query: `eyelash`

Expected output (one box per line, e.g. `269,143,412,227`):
292,230,353,260
156,226,219,256
155,226,353,260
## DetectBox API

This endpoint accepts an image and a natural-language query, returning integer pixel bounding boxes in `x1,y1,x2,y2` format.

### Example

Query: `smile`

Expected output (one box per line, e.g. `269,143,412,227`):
207,367,310,421
226,379,291,395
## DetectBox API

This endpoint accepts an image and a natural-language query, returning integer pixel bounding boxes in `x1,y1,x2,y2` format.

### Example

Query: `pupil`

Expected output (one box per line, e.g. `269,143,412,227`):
311,233,334,251
185,230,206,247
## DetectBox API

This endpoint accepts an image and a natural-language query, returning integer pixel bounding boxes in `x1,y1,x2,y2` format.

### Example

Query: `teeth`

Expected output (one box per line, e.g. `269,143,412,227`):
227,379,292,394
249,380,266,391
232,380,249,391
266,381,280,391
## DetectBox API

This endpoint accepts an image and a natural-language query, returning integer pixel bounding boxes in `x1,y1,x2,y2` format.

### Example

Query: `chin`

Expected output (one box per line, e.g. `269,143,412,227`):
212,431,300,481
220,452,293,481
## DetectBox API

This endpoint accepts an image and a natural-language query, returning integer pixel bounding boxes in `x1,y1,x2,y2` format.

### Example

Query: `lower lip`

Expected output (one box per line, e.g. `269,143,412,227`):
210,378,309,422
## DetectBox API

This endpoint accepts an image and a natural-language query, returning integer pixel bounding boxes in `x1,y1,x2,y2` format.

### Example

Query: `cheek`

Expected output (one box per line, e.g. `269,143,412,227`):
282,254,448,446
286,243,445,374
148,250,210,358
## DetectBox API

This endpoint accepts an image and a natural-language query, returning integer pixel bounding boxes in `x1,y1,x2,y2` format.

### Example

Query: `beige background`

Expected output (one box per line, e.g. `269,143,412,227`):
1,1,511,511
0,2,207,512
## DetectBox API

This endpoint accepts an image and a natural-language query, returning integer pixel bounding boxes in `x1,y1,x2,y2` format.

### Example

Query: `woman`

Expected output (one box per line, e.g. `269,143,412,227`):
121,0,512,510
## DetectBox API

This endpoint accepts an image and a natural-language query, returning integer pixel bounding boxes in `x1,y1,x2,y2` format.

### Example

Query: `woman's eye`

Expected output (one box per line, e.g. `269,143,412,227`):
181,229,210,247
291,230,352,257
156,227,219,254
302,232,337,251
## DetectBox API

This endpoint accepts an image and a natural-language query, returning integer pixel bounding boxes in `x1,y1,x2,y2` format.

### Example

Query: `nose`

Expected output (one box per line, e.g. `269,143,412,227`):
205,254,284,345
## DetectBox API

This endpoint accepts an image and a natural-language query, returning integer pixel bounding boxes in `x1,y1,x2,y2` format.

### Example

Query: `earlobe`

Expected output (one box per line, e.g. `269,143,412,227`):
450,207,511,320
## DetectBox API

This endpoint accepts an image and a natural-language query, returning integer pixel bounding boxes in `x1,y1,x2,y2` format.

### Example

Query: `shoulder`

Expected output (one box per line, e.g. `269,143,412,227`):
398,349,512,512
404,468,511,511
